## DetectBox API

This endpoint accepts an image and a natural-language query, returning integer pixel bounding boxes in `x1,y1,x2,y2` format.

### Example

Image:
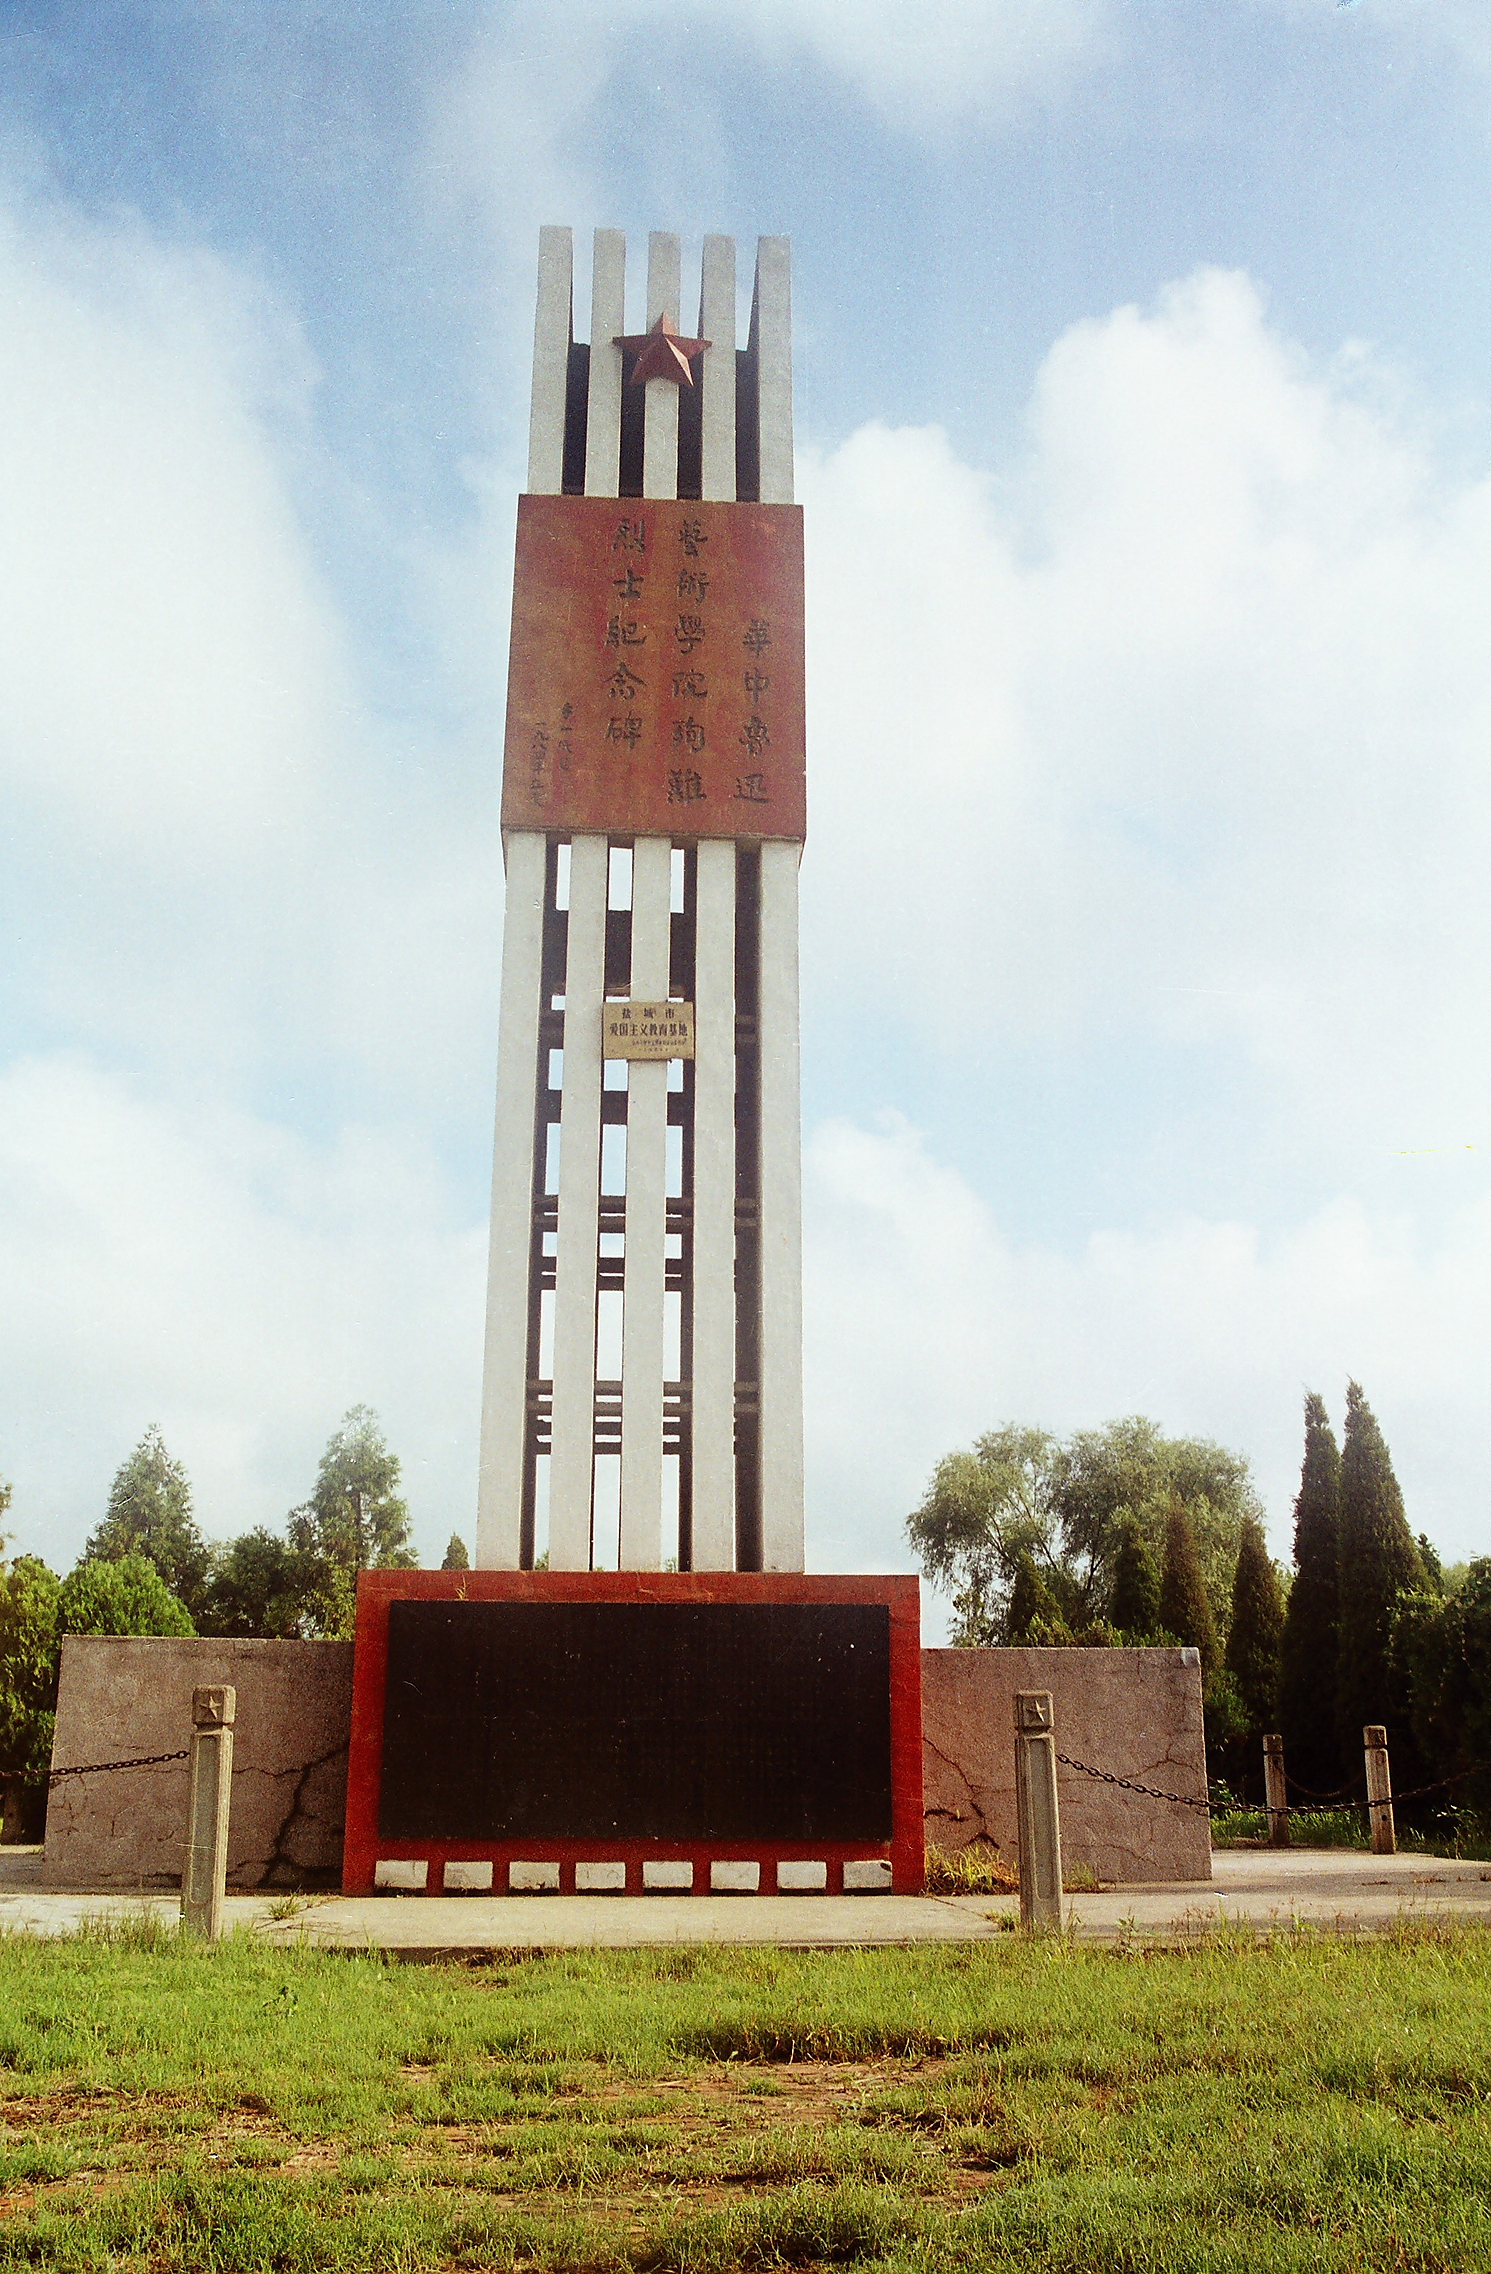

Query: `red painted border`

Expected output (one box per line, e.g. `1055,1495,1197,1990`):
344,1570,923,1895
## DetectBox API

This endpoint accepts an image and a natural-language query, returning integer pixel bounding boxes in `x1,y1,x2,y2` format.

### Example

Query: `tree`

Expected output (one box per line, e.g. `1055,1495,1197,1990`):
906,1417,1261,1649
1224,1514,1284,1740
1109,1519,1161,1638
441,1534,471,1571
1336,1382,1425,1757
0,1553,62,1790
198,1528,306,1639
1004,1552,1061,1642
1277,1393,1343,1792
1159,1502,1219,1675
57,1555,194,1639
285,1407,416,1639
1395,1560,1491,1821
86,1427,210,1616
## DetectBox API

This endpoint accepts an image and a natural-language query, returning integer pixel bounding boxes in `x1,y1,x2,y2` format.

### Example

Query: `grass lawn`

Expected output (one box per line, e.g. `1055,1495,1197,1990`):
1,1921,1490,2269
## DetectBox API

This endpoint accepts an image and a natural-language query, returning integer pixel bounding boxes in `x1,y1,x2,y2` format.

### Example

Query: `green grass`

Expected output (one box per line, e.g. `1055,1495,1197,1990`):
2,1923,1491,2268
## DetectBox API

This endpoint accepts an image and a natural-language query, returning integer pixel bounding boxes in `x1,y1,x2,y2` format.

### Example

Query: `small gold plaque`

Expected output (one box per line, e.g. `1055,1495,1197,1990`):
603,1000,695,1061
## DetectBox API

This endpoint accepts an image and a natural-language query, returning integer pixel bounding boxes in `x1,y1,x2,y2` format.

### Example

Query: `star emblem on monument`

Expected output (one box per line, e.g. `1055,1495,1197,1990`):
613,311,711,387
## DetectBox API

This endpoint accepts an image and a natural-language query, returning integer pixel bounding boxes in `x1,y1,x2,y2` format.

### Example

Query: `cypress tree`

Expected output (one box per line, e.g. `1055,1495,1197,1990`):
1336,1380,1425,1758
1109,1519,1160,1638
441,1534,471,1571
1004,1553,1061,1642
1278,1393,1343,1791
86,1427,210,1616
1159,1502,1220,1674
1224,1514,1284,1738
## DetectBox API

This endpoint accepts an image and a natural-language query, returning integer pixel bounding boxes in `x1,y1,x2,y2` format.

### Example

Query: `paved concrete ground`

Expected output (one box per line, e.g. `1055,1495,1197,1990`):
3,1846,1490,1951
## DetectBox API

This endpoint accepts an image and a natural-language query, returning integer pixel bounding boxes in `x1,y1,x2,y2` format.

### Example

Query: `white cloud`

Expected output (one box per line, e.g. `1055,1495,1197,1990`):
800,269,1491,1167
0,1056,485,1568
805,1113,1491,1597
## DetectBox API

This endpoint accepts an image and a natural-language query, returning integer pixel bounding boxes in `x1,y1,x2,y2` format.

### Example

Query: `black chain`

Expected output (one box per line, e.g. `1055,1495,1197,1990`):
1055,1752,1213,1816
47,1749,190,1785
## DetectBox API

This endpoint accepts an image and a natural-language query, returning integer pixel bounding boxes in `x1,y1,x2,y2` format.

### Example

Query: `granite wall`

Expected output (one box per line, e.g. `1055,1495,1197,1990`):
922,1646,1211,1884
42,1637,353,1891
43,1635,1209,1891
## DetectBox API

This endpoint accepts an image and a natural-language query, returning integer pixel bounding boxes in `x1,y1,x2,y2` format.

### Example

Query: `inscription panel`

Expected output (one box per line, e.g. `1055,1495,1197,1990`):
503,497,805,841
377,1601,891,1844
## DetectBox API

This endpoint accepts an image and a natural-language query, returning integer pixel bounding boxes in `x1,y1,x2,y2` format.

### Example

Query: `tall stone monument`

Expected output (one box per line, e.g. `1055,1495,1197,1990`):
475,228,805,1575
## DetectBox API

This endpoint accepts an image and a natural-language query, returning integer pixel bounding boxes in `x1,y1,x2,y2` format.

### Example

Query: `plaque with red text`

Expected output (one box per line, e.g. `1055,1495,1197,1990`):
502,497,805,841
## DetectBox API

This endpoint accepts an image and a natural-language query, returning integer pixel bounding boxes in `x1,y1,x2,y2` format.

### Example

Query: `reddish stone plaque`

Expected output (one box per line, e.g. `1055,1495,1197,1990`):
502,496,805,842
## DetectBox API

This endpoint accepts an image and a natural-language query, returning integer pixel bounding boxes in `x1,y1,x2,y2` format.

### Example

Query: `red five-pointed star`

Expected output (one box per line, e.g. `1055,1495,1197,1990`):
613,311,711,387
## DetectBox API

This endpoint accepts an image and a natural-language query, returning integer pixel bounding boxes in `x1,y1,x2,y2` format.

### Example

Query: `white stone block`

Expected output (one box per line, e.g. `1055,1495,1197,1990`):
642,1859,693,1891
510,1860,561,1892
444,1860,493,1891
374,1859,428,1891
710,1860,760,1893
843,1859,893,1893
576,1860,627,1892
777,1860,826,1892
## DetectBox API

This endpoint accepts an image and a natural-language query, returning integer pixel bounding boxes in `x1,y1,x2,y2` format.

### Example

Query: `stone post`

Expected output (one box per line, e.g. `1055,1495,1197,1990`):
1364,1725,1395,1856
182,1685,235,1939
1014,1690,1064,1931
1262,1733,1290,1847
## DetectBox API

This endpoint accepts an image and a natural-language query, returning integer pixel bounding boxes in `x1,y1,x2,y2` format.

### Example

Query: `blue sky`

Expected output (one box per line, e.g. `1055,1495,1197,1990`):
4,0,1491,1620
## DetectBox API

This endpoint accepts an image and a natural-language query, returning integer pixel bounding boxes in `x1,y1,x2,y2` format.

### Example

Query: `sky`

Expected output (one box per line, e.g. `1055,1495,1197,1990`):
4,0,1491,1631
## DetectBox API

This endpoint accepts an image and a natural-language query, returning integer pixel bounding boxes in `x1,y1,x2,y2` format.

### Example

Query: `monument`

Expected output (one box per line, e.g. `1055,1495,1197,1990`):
339,229,926,1897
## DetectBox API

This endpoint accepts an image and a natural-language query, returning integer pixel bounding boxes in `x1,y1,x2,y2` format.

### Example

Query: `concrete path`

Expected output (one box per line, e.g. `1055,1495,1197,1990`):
4,1846,1490,1951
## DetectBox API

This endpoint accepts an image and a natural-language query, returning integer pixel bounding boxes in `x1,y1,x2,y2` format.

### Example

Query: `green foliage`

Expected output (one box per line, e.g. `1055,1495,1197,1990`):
1395,1559,1491,1818
1004,1550,1060,1642
1158,1501,1220,1674
85,1426,210,1616
1337,1380,1425,1758
440,1533,470,1571
1279,1391,1344,1793
1108,1518,1161,1638
57,1554,195,1639
0,1554,61,1784
198,1528,306,1639
906,1416,1261,1649
3,1935,1491,2270
1224,1512,1284,1738
285,1407,416,1639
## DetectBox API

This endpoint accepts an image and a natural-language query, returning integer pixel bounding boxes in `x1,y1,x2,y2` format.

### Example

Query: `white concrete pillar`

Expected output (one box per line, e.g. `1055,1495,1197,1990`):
476,829,547,1566
642,232,680,502
527,226,573,496
691,839,737,1567
619,837,672,1567
757,839,804,1570
585,229,625,498
699,235,737,504
549,834,608,1567
753,237,794,506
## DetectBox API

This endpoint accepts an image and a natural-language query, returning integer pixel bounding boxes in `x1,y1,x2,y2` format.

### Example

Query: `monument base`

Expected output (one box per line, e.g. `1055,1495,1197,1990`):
344,1570,924,1896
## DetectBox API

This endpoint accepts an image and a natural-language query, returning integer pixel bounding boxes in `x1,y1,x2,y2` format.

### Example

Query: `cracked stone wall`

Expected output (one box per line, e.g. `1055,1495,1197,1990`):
923,1646,1211,1884
43,1637,353,1891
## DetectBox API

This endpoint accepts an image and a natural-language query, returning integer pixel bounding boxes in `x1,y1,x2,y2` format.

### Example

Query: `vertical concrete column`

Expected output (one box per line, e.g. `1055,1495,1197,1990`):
619,836,672,1567
1014,1691,1064,1932
1263,1732,1290,1847
642,232,680,501
526,225,573,495
181,1685,235,1941
549,834,608,1568
699,234,737,503
1364,1725,1396,1855
690,838,737,1568
753,237,794,507
476,830,548,1566
585,229,625,498
757,840,805,1570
